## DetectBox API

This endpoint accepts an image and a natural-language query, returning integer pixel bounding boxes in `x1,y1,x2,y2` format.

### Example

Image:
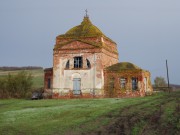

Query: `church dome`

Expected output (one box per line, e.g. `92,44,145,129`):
55,13,117,54
64,16,104,37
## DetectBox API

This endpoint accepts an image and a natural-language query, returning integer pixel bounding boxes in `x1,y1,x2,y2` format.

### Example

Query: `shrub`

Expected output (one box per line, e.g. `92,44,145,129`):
0,71,33,98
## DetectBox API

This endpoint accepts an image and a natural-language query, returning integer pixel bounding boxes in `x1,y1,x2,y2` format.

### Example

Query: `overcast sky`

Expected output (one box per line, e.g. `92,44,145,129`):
0,0,180,84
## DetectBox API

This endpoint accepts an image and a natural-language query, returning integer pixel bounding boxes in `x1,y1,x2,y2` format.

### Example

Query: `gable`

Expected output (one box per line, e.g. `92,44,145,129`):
59,41,97,50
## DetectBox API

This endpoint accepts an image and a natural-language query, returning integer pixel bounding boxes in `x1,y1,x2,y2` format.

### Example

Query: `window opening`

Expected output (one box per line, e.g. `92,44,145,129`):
74,57,82,68
66,60,70,69
47,78,51,89
120,78,127,89
86,59,91,68
108,77,115,97
132,77,138,90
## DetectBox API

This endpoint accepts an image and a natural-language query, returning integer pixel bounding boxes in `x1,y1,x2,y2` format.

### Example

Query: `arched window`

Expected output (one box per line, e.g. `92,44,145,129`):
86,59,91,68
66,60,70,69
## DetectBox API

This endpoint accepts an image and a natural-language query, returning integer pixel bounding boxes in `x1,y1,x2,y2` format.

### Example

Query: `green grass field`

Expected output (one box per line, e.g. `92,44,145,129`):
0,69,44,88
0,91,179,135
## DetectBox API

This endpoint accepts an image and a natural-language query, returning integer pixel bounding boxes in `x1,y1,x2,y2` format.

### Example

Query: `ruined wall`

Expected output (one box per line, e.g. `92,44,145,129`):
104,70,153,98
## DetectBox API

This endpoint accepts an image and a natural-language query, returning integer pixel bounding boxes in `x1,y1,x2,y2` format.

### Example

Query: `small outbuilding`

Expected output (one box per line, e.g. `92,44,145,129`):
104,62,153,98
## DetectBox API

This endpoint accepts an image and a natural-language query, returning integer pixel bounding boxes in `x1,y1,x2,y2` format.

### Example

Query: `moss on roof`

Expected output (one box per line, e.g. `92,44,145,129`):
55,16,118,55
64,17,103,37
57,17,115,42
105,62,142,72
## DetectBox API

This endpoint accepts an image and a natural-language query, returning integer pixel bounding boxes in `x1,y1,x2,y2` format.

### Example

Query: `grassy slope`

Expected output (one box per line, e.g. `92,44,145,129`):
0,69,44,88
0,92,179,135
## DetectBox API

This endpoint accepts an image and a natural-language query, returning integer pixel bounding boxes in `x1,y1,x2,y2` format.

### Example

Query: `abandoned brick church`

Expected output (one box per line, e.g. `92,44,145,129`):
44,13,153,98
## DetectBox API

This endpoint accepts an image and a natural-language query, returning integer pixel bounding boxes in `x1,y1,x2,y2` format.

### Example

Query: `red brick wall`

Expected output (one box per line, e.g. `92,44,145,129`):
103,70,151,98
44,69,53,89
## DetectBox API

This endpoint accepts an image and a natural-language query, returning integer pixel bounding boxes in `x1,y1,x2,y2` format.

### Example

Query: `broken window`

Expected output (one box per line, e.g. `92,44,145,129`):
132,77,138,90
66,60,70,69
74,57,82,68
86,59,91,68
120,77,127,89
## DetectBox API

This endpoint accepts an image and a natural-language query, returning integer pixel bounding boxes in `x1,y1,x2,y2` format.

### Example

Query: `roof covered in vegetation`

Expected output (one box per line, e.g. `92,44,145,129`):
64,17,103,37
54,16,118,54
105,62,143,72
56,16,115,42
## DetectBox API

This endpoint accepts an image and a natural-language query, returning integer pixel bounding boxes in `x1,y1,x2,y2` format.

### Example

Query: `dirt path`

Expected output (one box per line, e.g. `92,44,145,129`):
88,93,180,135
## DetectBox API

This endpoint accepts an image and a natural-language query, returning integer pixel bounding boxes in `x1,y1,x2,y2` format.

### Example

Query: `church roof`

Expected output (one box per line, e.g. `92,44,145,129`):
105,62,142,72
57,16,115,43
55,15,118,54
65,17,104,37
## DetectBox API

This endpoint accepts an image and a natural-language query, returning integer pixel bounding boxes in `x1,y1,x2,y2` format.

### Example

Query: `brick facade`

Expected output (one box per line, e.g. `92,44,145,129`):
104,64,153,98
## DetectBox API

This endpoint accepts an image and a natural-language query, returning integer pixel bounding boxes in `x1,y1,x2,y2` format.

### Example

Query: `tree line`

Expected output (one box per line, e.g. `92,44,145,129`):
0,66,43,71
0,71,33,98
